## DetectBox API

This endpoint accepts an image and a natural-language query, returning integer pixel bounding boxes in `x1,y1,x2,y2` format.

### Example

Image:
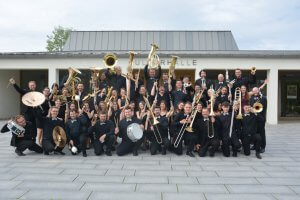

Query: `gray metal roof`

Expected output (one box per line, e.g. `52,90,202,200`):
2,50,300,59
62,31,239,52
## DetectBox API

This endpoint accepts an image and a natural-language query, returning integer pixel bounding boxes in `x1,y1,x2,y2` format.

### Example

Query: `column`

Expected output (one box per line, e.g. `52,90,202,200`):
48,67,58,87
266,68,278,124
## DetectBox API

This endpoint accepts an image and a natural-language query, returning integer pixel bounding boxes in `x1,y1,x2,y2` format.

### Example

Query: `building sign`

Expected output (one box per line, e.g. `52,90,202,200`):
287,85,297,99
133,58,197,67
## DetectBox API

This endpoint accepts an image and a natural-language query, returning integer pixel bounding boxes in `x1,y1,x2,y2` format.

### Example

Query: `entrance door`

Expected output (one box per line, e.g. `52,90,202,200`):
280,71,300,117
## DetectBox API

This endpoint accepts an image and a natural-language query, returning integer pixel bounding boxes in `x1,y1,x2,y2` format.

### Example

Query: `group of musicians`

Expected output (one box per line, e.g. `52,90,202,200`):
1,49,268,160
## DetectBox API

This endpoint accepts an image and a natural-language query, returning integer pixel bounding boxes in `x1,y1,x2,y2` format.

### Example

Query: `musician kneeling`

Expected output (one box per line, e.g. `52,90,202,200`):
116,107,144,156
36,107,66,155
88,111,114,156
146,106,170,155
66,110,88,157
1,115,43,156
240,105,262,159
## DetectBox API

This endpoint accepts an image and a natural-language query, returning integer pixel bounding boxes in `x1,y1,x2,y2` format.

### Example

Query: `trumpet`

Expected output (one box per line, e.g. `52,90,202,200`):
148,44,160,69
250,67,256,74
234,87,243,119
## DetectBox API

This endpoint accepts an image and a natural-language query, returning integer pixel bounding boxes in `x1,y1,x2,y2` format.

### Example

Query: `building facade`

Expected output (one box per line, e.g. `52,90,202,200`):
0,31,300,124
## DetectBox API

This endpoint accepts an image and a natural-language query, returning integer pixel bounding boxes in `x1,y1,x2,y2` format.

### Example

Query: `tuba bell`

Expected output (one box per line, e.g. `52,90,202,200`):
103,53,118,71
252,102,263,113
65,67,81,86
250,67,256,74
148,44,160,69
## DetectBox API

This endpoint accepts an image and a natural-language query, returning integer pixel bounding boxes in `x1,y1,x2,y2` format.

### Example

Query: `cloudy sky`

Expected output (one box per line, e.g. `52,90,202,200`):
0,0,299,52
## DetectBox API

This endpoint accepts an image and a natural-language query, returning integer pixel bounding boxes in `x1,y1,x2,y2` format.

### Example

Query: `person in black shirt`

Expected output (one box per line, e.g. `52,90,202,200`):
171,102,197,157
240,104,262,159
250,87,267,153
66,110,87,157
144,63,162,94
146,106,170,155
98,73,109,90
105,66,126,93
198,108,220,157
216,102,241,157
172,80,189,108
36,106,66,155
88,111,115,156
214,74,228,91
116,107,144,156
1,115,43,156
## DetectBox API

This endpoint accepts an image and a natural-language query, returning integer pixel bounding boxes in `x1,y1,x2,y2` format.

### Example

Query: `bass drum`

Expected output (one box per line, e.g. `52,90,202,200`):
127,123,143,142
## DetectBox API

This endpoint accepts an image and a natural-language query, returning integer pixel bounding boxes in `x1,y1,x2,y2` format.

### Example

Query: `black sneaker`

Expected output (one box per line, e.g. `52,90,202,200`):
44,151,49,155
54,150,65,155
105,151,112,156
15,149,25,156
82,151,87,157
256,152,262,159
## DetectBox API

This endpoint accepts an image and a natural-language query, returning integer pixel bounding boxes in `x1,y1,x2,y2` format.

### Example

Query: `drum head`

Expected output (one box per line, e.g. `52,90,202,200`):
22,92,45,107
127,123,143,142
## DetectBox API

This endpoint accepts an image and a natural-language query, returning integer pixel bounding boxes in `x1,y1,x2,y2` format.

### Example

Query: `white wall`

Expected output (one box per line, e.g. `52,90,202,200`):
0,70,20,119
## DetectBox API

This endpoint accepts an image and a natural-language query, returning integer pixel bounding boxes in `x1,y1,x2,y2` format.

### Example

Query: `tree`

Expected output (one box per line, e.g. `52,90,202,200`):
46,26,74,52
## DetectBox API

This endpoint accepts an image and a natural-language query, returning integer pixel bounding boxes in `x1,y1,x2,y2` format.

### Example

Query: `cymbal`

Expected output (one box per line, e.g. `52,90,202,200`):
52,126,67,148
22,92,45,107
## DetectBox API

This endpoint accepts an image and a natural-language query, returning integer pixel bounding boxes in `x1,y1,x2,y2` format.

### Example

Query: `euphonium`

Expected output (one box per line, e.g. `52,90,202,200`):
148,44,160,69
65,67,81,86
235,87,243,119
168,55,178,78
103,53,118,71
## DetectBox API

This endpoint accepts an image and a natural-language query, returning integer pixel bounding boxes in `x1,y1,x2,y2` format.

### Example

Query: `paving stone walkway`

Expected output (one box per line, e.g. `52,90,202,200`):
0,121,300,200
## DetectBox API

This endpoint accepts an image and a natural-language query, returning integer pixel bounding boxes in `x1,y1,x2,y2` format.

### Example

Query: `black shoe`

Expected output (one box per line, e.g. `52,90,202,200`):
260,148,265,153
250,145,255,150
256,152,262,159
82,151,87,157
105,151,112,156
232,151,237,157
162,147,166,155
44,151,49,155
186,151,195,157
133,150,138,156
15,149,25,156
199,151,206,157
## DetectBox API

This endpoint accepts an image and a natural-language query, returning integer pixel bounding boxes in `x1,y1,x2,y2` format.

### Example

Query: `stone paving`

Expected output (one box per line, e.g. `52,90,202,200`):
0,121,300,200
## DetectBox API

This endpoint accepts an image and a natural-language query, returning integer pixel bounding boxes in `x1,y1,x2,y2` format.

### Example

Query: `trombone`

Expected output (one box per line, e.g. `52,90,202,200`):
234,87,243,119
143,96,163,144
173,114,190,148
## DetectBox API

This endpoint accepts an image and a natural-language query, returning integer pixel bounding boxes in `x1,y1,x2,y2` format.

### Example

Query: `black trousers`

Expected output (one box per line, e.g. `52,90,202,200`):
221,136,242,157
93,134,114,155
116,136,144,156
42,139,63,153
173,132,198,155
199,138,220,157
70,134,87,152
16,139,43,153
242,134,262,155
145,130,170,155
257,121,266,149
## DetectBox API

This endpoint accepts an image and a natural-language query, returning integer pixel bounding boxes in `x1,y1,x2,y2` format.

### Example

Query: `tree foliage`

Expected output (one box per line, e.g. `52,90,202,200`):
46,26,73,52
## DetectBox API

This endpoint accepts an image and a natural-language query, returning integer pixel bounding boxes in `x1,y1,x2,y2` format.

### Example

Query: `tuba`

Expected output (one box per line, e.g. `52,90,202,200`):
168,55,178,78
147,44,160,69
103,53,118,72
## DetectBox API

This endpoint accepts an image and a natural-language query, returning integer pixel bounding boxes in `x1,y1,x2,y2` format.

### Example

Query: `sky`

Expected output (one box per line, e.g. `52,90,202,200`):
0,0,299,52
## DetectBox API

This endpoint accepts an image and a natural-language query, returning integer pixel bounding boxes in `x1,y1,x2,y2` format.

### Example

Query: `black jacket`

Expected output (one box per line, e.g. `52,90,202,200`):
88,120,115,139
